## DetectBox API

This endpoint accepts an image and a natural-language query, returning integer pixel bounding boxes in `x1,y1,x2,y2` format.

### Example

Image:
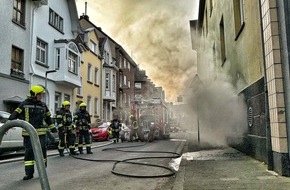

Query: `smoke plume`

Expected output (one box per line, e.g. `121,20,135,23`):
76,0,198,102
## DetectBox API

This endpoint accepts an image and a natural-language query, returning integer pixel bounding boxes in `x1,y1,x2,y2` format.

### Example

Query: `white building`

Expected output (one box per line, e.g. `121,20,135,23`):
0,0,83,115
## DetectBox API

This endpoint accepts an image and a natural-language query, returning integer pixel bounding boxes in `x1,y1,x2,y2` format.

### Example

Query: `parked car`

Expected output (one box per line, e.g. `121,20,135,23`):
0,111,24,154
91,122,111,141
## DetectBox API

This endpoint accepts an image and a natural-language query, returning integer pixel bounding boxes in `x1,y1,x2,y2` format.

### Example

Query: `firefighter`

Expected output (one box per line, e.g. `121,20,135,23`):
130,115,139,141
8,85,58,180
73,103,93,154
109,119,121,143
56,101,79,156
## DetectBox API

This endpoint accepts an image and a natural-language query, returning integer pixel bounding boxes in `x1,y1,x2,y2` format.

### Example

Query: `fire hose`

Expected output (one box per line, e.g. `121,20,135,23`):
68,141,182,178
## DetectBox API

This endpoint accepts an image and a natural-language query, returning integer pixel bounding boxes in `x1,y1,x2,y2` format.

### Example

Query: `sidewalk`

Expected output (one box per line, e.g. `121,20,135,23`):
170,145,290,190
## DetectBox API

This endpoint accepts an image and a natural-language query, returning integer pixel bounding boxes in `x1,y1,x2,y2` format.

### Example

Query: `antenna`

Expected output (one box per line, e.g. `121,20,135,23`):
85,2,87,15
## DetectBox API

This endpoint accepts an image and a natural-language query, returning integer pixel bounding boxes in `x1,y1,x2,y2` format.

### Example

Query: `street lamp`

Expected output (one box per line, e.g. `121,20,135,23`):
45,69,57,106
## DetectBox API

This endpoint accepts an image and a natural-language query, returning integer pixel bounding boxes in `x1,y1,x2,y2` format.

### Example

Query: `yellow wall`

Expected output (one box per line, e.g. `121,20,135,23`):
74,30,102,123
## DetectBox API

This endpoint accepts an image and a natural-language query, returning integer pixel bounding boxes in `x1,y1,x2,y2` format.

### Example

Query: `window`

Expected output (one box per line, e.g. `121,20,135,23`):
87,96,91,114
77,77,83,96
90,40,96,54
233,0,244,38
54,92,61,114
94,98,98,115
11,46,24,78
119,74,122,87
209,0,214,17
219,16,226,64
112,74,116,92
55,48,60,69
87,63,92,82
49,8,63,32
105,73,110,90
106,52,109,64
64,94,70,102
94,68,99,85
13,0,25,26
135,82,142,89
68,51,78,74
124,75,127,85
36,38,48,65
128,80,131,88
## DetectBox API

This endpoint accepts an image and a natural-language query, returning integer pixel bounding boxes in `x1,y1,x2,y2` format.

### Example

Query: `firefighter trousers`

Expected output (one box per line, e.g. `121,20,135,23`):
78,129,91,153
23,135,47,176
58,128,76,153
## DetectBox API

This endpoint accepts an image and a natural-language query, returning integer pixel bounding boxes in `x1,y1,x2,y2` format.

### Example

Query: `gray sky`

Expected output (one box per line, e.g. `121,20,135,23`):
76,0,199,102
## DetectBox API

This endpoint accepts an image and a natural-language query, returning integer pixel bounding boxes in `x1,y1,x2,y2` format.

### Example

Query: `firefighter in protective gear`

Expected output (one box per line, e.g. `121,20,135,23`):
130,115,139,141
9,85,58,180
73,103,93,154
109,119,121,143
56,101,79,156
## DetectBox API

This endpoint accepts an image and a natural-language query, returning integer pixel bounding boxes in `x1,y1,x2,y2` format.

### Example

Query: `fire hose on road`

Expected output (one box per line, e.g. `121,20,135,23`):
67,141,182,178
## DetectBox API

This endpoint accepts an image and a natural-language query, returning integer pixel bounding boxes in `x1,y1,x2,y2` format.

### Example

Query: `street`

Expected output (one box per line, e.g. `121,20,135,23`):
0,136,185,190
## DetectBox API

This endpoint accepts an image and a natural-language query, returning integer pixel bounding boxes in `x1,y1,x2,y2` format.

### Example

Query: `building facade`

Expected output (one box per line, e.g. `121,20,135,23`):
191,0,290,176
74,27,102,122
0,0,82,115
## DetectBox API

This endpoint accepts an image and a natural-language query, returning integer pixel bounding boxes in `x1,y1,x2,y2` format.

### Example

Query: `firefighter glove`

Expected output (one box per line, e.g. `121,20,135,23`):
51,127,58,133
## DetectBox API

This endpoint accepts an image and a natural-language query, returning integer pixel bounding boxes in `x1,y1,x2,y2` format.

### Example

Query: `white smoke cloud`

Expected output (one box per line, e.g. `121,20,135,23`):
76,0,199,102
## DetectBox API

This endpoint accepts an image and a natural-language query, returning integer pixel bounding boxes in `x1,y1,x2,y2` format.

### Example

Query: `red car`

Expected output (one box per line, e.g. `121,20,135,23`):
91,122,111,141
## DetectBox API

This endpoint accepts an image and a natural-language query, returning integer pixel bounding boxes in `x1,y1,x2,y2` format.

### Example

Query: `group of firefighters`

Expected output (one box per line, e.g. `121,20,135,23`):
7,84,140,181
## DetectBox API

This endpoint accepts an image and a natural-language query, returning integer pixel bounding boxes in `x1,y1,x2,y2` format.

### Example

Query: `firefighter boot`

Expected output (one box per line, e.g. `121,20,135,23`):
86,147,93,154
70,148,79,155
78,147,83,154
59,149,65,157
23,166,34,180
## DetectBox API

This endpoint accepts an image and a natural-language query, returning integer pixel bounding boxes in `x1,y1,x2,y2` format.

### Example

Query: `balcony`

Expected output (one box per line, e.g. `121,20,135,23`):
53,69,81,88
103,90,116,102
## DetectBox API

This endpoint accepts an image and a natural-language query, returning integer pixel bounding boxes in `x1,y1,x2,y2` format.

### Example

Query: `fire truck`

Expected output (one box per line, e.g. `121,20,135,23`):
138,98,170,141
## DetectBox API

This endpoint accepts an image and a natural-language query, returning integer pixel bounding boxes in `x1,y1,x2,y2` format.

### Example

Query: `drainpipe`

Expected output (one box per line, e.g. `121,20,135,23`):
277,0,290,166
29,5,39,85
258,0,273,170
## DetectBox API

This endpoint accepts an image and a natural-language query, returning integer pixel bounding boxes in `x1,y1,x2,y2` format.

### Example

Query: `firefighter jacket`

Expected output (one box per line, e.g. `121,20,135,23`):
56,108,74,131
109,119,121,132
9,97,56,136
73,110,91,130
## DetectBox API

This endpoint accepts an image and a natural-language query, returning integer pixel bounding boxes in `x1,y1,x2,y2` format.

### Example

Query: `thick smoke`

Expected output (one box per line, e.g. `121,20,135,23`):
185,76,248,147
180,31,248,147
76,0,198,102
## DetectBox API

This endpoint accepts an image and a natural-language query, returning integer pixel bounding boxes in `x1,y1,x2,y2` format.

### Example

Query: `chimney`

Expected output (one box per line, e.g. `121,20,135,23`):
80,2,89,20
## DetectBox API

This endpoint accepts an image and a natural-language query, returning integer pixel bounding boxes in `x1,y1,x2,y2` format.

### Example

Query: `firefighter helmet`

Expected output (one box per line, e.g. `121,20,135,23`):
62,101,71,107
30,85,45,97
79,103,87,107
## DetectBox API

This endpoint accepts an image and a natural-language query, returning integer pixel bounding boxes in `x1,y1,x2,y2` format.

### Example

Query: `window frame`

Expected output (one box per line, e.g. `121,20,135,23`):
49,8,64,33
11,45,24,78
12,0,25,27
36,38,48,66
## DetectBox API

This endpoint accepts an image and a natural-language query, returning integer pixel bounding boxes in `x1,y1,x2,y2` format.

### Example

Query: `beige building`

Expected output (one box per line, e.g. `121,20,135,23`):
74,28,102,123
191,0,290,176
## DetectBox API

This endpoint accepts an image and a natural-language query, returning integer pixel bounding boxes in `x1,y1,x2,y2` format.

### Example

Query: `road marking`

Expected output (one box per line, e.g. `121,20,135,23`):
220,177,240,181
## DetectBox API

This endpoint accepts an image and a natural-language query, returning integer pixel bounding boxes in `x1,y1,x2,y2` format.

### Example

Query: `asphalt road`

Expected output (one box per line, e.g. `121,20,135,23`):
0,137,185,190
